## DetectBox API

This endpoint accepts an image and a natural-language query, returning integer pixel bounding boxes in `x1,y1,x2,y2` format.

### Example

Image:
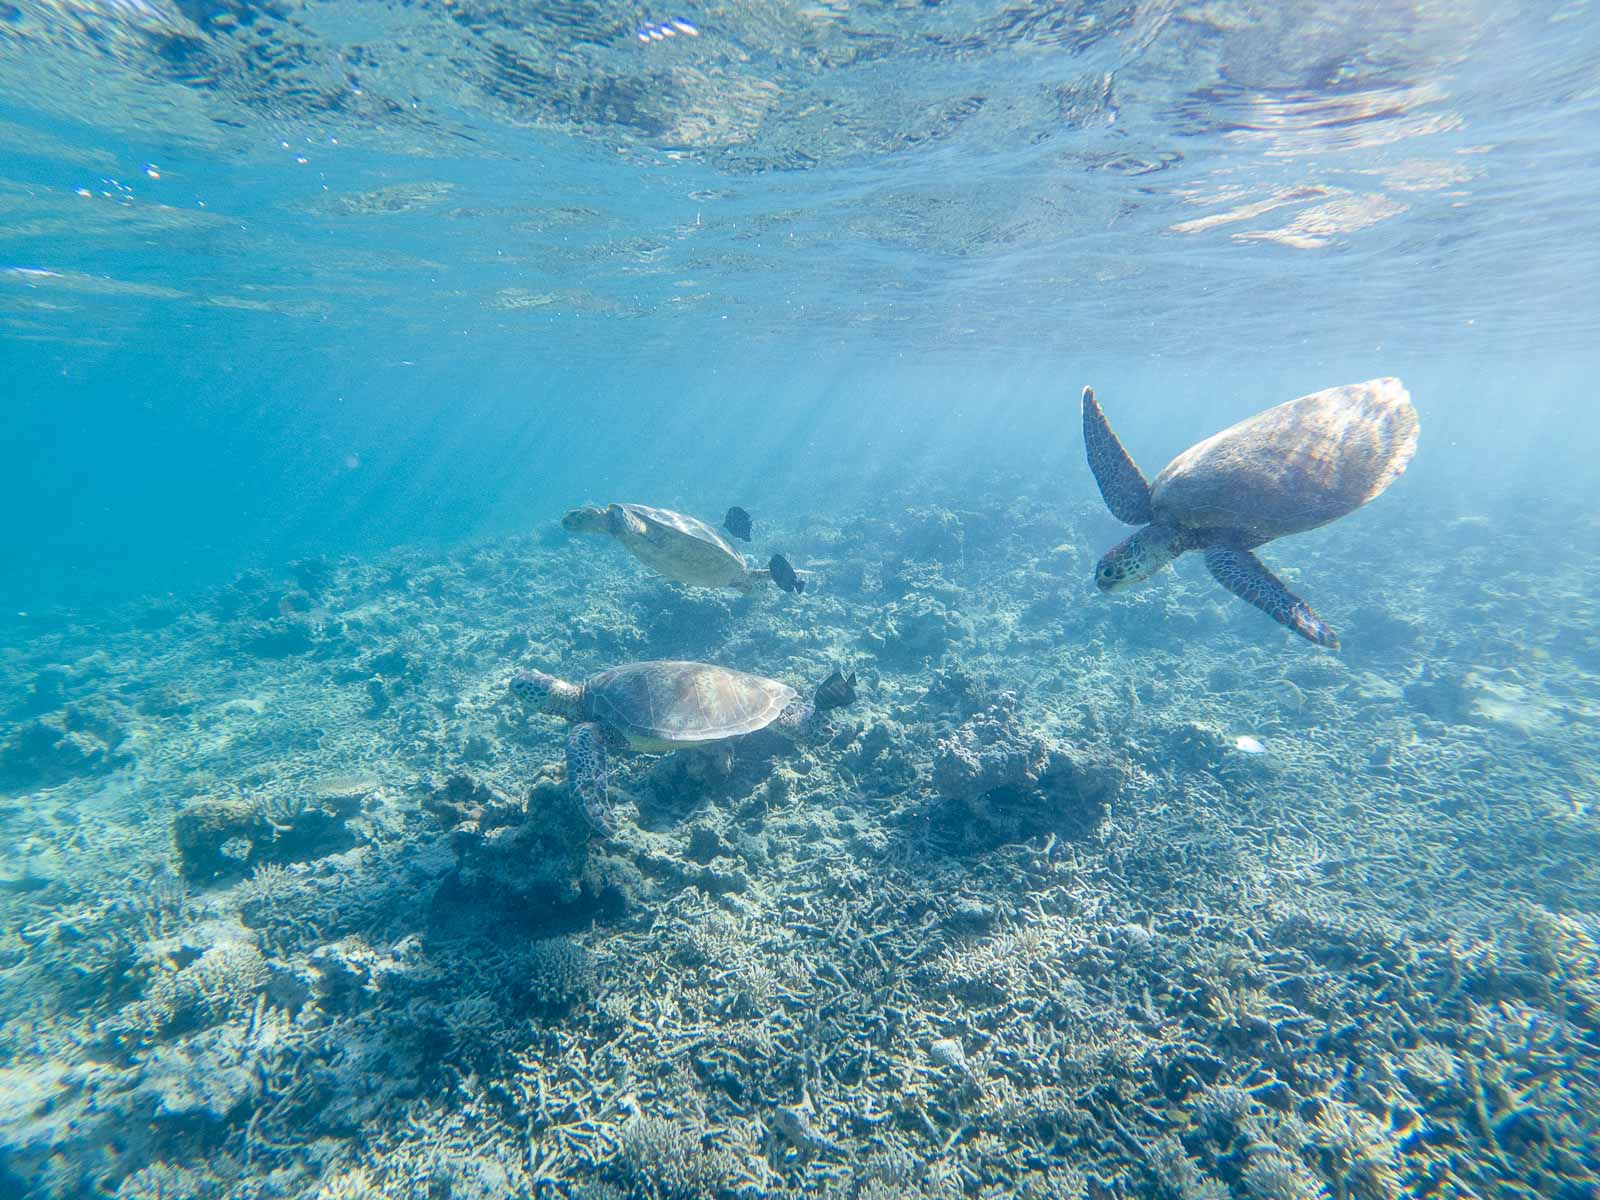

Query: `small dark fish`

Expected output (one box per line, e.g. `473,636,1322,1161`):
723,506,752,541
814,668,857,712
768,553,804,594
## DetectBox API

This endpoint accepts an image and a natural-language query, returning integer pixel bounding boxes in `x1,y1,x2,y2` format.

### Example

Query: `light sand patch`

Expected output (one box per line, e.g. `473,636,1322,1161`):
1464,667,1599,739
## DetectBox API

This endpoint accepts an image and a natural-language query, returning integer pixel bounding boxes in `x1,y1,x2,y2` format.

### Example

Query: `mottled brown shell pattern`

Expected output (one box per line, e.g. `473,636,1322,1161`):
584,660,796,745
1151,378,1418,542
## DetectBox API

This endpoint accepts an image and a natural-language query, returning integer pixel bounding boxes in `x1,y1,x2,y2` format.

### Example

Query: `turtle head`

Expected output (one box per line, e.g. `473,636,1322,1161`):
509,670,583,719
561,506,609,535
1095,525,1179,592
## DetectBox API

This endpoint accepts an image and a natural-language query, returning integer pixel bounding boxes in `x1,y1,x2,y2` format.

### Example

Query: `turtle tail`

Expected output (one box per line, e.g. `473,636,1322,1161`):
1082,387,1155,525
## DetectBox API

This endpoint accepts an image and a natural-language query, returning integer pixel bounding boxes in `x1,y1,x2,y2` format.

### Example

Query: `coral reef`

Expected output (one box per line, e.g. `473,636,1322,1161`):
931,697,1123,845
1,482,1597,1199
0,702,130,789
173,786,362,882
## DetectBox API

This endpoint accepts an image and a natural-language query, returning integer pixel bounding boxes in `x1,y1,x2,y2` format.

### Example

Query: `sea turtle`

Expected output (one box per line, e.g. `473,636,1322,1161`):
562,503,787,592
1082,378,1418,648
510,660,856,833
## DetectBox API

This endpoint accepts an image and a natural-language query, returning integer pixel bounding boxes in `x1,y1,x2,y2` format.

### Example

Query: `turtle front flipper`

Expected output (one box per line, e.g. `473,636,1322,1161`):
1082,387,1155,525
567,722,619,834
1203,545,1339,649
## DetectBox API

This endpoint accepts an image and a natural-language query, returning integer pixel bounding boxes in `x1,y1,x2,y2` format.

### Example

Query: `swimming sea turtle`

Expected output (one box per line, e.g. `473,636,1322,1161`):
562,503,790,592
1082,378,1418,648
510,660,855,833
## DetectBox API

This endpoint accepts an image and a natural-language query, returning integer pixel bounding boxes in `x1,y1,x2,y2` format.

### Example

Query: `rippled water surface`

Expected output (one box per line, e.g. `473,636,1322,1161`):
2,2,1598,595
5,0,1597,355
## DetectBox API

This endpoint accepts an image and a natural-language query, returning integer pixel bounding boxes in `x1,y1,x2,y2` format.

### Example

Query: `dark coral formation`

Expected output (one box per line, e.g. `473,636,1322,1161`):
174,787,362,882
0,703,129,790
932,698,1121,846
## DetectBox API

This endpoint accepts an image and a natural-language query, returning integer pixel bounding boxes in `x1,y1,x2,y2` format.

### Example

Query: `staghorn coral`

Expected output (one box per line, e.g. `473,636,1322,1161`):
112,1163,223,1200
235,861,297,923
924,910,1094,1008
1238,1143,1329,1200
315,1166,380,1200
109,940,268,1045
525,936,597,1012
671,907,785,1010
1191,1082,1257,1146
1145,1135,1230,1200
1395,1041,1461,1102
854,1145,921,1192
614,1111,764,1200
1015,1165,1089,1200
441,993,511,1063
137,873,193,940
1309,1103,1402,1200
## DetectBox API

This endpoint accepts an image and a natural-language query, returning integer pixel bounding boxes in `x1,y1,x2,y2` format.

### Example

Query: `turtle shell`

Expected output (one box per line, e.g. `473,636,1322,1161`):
1150,377,1418,542
621,504,748,587
583,660,797,748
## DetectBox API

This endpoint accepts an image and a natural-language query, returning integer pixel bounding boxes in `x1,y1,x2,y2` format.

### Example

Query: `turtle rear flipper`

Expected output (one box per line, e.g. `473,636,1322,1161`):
1204,545,1339,649
567,722,620,835
1082,387,1155,525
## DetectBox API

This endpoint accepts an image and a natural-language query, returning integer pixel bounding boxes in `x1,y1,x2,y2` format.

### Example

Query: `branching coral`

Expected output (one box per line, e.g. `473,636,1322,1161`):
1144,1134,1229,1200
110,940,268,1045
526,936,598,1012
1310,1102,1402,1200
1191,1083,1257,1146
615,1111,764,1200
112,1162,222,1200
1238,1143,1328,1200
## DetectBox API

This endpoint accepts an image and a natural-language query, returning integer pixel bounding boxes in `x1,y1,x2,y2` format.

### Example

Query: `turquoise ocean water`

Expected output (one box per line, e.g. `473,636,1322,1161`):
3,0,1597,608
2,3,1599,1199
